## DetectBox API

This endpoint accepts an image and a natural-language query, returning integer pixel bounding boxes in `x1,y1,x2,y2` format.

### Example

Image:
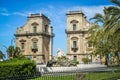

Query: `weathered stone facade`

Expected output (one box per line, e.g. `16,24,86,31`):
66,11,94,63
15,13,54,63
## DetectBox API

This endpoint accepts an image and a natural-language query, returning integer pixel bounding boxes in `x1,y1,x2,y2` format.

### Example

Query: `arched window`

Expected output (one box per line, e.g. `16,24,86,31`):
73,24,76,31
33,26,37,33
21,43,25,50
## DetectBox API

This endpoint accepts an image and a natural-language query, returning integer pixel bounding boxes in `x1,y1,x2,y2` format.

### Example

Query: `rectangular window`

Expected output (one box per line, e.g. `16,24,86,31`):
21,43,25,49
73,41,77,48
74,55,77,61
73,24,76,31
33,42,37,49
33,26,37,33
45,25,48,33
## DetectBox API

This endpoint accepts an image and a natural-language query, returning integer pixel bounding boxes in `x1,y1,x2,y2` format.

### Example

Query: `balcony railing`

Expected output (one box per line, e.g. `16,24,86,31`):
65,29,88,34
31,47,38,53
71,47,78,52
15,31,55,37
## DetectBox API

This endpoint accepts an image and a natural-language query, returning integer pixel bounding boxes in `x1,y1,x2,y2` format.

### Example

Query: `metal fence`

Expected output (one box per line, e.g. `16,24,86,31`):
39,70,120,80
0,67,120,80
0,72,41,80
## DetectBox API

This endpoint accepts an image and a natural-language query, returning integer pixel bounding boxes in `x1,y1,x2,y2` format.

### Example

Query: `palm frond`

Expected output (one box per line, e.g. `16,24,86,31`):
111,0,120,7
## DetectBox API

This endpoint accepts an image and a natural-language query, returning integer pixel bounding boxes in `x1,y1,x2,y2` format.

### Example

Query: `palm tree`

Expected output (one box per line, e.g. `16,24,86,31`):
0,50,5,60
14,47,21,57
88,24,111,65
7,46,22,59
7,46,15,59
104,0,120,64
111,0,120,6
89,0,120,65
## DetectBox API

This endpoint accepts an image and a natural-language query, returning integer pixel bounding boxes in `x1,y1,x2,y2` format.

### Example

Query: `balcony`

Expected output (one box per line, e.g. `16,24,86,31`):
31,47,38,53
71,47,78,52
14,31,55,37
65,29,88,34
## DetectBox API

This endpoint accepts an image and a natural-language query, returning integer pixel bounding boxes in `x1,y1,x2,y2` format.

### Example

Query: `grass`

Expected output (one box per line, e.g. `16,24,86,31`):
31,72,120,80
86,72,120,80
31,75,75,80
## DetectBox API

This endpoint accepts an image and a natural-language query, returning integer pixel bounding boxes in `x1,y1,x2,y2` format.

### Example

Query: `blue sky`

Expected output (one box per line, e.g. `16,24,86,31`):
0,0,114,56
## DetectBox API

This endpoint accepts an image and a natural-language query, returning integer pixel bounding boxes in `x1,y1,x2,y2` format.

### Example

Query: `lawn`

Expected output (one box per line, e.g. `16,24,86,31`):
86,72,120,80
31,75,75,80
31,72,120,80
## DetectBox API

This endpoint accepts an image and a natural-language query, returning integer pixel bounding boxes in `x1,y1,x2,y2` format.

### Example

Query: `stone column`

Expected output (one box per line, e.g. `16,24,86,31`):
49,27,53,60
39,36,43,62
49,37,52,60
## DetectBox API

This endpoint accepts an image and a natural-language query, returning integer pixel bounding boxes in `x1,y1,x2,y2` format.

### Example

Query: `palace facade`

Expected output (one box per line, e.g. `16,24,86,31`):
65,11,98,63
15,13,54,63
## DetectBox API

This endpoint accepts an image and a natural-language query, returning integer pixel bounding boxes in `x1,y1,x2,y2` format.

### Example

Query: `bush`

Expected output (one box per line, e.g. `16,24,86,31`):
73,61,79,64
82,58,90,64
0,57,36,77
46,60,54,67
68,60,79,66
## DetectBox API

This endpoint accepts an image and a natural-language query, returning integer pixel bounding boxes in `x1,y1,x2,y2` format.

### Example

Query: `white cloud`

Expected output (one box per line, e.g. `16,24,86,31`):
0,5,112,29
72,6,104,19
0,8,10,16
0,5,113,18
0,8,8,12
0,13,10,16
13,12,28,16
37,5,112,28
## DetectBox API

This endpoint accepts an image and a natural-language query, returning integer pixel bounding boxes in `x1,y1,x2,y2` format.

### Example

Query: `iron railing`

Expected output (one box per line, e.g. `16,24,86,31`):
0,66,120,80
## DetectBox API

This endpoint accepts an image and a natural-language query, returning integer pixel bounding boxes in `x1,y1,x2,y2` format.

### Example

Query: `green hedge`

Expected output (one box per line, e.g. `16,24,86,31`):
82,58,90,64
0,57,36,77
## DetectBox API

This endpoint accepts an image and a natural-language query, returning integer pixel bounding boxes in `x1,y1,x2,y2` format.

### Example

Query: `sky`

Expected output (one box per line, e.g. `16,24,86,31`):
0,0,114,57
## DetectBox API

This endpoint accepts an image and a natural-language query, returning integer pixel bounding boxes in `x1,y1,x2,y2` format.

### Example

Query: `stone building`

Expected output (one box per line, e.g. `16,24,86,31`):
65,11,94,63
57,48,65,57
15,13,54,63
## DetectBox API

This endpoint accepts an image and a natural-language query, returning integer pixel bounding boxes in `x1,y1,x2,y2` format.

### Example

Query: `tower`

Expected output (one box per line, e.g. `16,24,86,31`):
65,11,92,63
15,13,54,63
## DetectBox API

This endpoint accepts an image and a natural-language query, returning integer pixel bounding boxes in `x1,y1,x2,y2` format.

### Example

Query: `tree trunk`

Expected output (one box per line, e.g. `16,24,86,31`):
105,55,108,66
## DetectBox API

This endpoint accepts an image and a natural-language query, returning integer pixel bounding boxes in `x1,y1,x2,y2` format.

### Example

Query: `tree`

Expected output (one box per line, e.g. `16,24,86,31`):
89,0,120,65
7,46,22,59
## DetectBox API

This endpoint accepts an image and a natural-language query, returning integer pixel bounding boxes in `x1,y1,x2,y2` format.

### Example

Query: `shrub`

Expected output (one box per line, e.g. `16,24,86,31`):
68,60,79,66
46,60,53,67
82,58,90,64
0,57,36,77
73,61,79,64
